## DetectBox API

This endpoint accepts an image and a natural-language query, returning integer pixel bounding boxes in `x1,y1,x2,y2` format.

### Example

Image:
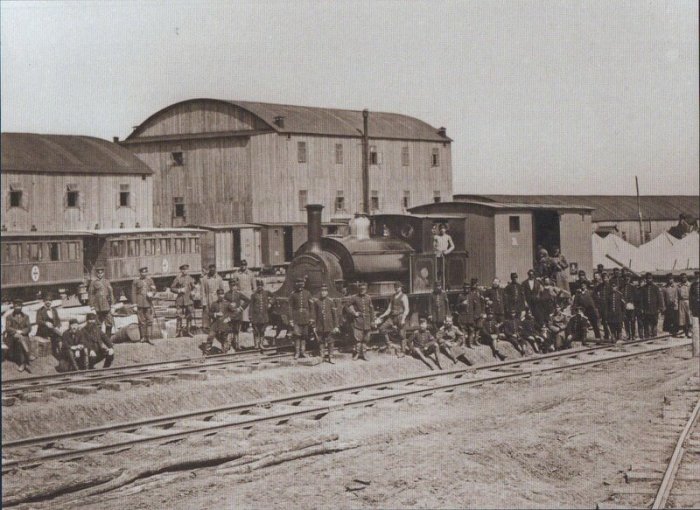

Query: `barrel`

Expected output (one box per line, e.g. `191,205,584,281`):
111,323,141,344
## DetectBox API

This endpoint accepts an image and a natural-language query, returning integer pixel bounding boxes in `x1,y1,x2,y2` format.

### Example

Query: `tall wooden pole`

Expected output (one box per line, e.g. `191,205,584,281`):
362,109,370,215
635,176,644,243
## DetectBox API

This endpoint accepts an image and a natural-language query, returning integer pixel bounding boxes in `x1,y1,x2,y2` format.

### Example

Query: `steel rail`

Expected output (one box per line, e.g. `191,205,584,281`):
2,345,292,396
1,335,687,472
651,396,700,509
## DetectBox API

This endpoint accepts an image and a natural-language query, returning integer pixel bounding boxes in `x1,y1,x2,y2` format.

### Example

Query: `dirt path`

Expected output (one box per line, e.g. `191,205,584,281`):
10,347,696,509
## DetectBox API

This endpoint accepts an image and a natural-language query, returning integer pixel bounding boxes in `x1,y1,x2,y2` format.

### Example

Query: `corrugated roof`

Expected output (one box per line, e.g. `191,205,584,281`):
455,195,699,222
409,200,593,215
126,99,451,142
1,133,153,175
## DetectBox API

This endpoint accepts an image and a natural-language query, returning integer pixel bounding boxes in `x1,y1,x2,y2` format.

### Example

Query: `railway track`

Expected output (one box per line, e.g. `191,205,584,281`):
1,344,294,401
1,334,689,474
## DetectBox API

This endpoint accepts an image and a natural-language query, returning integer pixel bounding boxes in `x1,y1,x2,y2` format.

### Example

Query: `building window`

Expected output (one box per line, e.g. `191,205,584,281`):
433,190,441,203
171,152,184,166
401,146,410,167
509,216,521,233
173,197,185,218
370,190,379,211
298,190,308,211
335,191,345,212
431,148,440,167
48,242,61,261
403,190,411,209
119,184,131,207
369,145,380,165
7,243,21,261
297,142,307,163
335,144,343,164
66,185,79,208
9,189,22,208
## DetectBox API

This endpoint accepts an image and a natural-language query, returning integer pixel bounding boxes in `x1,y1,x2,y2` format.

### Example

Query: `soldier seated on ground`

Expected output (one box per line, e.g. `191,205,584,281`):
565,306,591,347
3,299,33,372
409,318,444,370
519,311,542,353
202,288,236,355
546,305,569,351
36,295,64,360
80,313,114,369
60,318,87,371
501,310,526,355
433,316,461,365
477,312,506,361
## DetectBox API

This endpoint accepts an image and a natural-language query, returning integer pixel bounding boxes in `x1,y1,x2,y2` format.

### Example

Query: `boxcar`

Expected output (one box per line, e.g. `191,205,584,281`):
1,232,86,300
197,224,263,275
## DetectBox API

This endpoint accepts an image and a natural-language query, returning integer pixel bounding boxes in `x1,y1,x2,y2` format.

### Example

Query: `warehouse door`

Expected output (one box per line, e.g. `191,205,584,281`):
533,211,561,257
283,227,294,262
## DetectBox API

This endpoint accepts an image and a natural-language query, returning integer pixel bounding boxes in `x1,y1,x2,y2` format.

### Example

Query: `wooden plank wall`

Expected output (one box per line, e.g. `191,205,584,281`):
462,210,496,284
559,211,593,274
0,172,152,232
494,211,534,283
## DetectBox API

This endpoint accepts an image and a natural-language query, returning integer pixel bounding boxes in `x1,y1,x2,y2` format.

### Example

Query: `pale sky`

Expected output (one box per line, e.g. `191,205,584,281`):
2,0,698,195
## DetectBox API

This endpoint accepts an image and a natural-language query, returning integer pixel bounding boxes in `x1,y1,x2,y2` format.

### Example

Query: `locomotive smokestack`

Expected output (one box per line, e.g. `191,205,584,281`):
306,204,323,254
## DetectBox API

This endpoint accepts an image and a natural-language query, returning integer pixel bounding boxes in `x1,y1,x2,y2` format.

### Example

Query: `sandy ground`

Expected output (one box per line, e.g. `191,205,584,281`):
3,344,697,509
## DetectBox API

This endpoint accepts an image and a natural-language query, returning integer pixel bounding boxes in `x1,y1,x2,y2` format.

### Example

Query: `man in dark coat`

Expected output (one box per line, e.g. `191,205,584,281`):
521,269,544,325
504,273,526,318
593,273,612,340
346,281,375,360
690,270,700,318
570,270,590,295
88,267,115,337
429,282,451,330
60,318,85,371
606,280,625,341
4,299,32,372
620,274,638,340
501,310,525,355
170,264,195,337
203,289,236,355
477,312,506,360
224,277,250,351
289,278,314,359
80,313,114,369
573,284,601,340
457,281,483,347
249,279,275,351
312,284,339,363
566,307,591,346
660,274,679,336
409,318,443,370
36,296,63,359
639,273,664,338
132,267,156,344
484,278,506,323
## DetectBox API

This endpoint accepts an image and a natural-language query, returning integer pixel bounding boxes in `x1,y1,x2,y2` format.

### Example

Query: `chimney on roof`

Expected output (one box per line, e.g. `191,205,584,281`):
438,127,447,137
274,116,285,128
113,136,120,143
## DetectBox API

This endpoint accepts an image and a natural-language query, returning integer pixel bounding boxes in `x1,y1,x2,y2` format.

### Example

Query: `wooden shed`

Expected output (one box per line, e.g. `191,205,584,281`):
1,133,153,232
409,201,593,284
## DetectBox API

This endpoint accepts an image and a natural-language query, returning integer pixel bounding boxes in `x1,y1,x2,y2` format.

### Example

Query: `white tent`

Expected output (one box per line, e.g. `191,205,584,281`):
632,231,699,271
592,233,639,270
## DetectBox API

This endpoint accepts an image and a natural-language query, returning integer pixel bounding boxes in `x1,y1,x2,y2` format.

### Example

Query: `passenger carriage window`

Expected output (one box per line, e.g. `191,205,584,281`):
67,242,78,260
28,243,42,261
193,237,200,253
48,242,61,261
154,238,162,255
144,239,154,256
161,239,171,254
127,239,140,257
110,240,122,257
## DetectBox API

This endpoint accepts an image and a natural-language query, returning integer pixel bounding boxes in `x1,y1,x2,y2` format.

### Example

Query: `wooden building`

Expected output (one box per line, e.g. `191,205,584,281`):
120,99,453,227
1,133,153,232
409,200,594,284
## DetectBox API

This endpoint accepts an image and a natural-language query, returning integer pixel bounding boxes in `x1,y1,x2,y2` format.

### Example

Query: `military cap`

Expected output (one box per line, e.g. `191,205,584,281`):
612,267,620,272
13,299,23,306
680,273,687,277
229,276,239,283
86,312,97,320
68,318,78,325
240,259,248,266
139,266,148,272
43,293,54,302
470,278,479,285
95,266,105,272
179,264,190,270
319,283,328,289
645,272,653,278
216,288,225,294
358,281,368,287
578,270,586,276
208,263,217,269
510,272,518,279
394,281,403,288
256,279,264,287
295,278,305,284
666,273,674,278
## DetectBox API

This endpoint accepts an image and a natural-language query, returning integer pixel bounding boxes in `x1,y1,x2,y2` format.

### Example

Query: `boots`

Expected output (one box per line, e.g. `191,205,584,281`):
326,342,335,364
299,339,307,358
358,343,368,361
294,339,301,359
105,325,112,338
184,319,193,337
352,342,360,360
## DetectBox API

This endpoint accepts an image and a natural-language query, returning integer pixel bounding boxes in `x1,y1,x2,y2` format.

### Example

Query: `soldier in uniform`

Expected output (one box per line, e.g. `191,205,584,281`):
224,277,250,351
691,270,700,318
234,260,256,331
477,312,506,360
288,278,314,359
522,269,544,326
570,270,590,295
60,318,84,371
36,295,63,359
170,264,195,337
312,284,339,363
565,306,591,346
457,281,484,347
201,264,225,330
376,281,410,356
606,280,625,341
572,284,601,340
676,273,692,338
661,274,679,336
346,281,375,360
132,266,156,345
501,310,526,355
80,312,114,369
432,316,459,364
409,317,444,370
504,272,527,318
88,267,115,337
593,272,612,341
620,273,638,340
485,279,506,323
250,279,275,351
640,272,664,338
429,282,451,330
203,288,236,355
4,299,32,372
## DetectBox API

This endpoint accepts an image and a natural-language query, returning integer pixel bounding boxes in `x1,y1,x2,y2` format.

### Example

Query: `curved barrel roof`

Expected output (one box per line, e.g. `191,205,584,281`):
1,133,153,175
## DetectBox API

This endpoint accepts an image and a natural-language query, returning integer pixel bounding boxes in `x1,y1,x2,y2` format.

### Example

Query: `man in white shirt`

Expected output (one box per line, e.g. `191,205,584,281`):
376,282,410,356
433,224,455,257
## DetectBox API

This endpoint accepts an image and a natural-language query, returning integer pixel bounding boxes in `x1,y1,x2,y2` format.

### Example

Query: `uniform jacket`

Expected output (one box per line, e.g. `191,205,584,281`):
573,292,599,318
504,282,526,315
520,317,539,338
170,274,195,307
606,289,625,322
436,324,465,343
208,299,235,334
661,284,679,310
570,278,590,295
313,297,338,333
88,278,114,312
201,274,225,308
480,318,501,337
346,294,375,331
690,281,700,316
594,283,612,317
250,289,274,324
429,291,450,323
502,318,521,338
457,291,482,324
566,314,590,340
132,277,156,308
410,329,436,348
289,289,314,325
620,283,637,310
485,287,506,316
640,283,664,315
36,306,61,338
224,290,250,321
5,312,30,337
62,329,82,348
79,322,112,352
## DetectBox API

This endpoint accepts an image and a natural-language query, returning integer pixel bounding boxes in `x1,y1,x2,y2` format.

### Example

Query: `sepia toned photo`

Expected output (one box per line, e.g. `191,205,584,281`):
1,1,699,508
